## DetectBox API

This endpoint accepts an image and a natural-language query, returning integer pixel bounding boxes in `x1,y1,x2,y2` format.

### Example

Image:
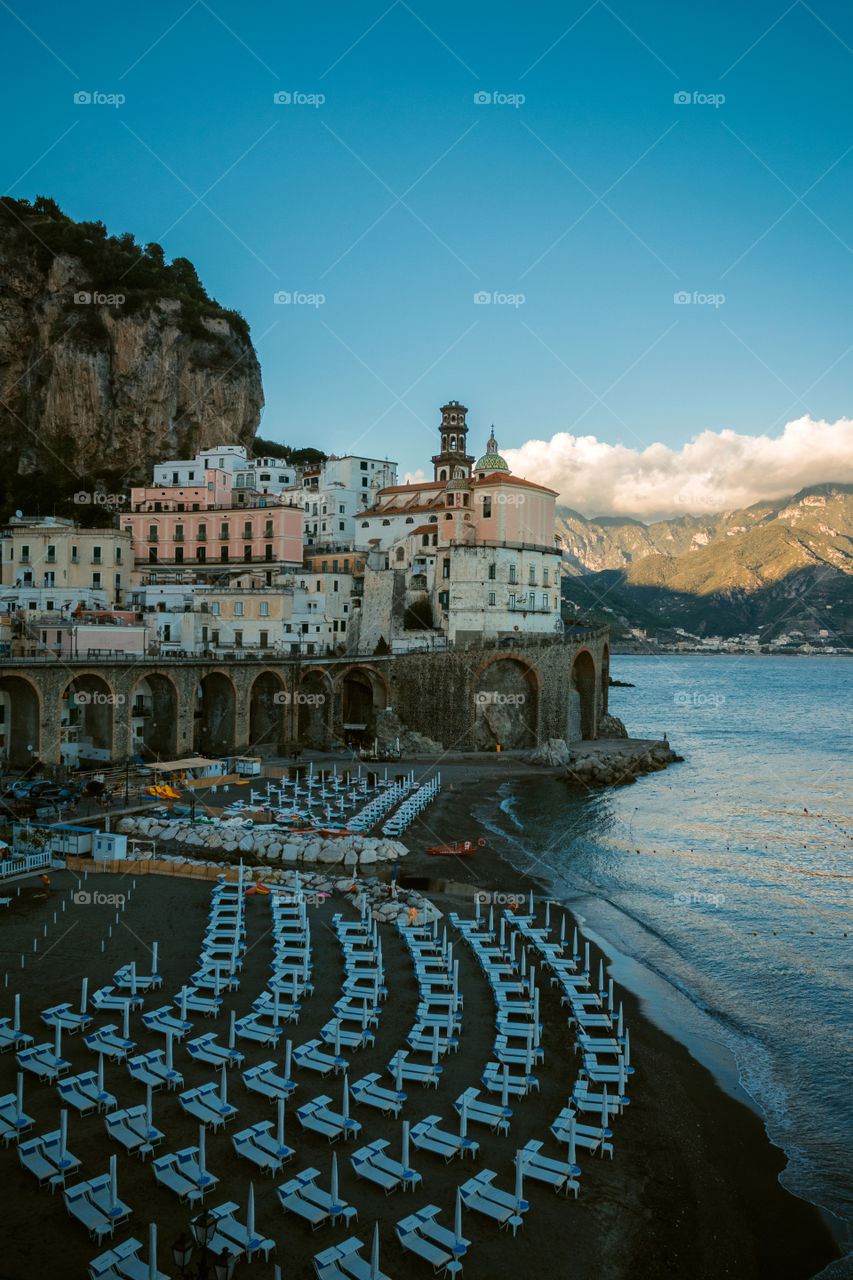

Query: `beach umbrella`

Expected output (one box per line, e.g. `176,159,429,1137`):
617,1004,624,1039
488,905,494,936
447,1007,454,1037
152,941,158,978
618,1057,626,1103
370,1224,380,1280
273,987,281,1026
520,947,527,979
584,942,590,974
510,931,517,962
545,900,551,929
198,1124,207,1181
598,960,604,994
130,962,137,997
179,988,188,1023
601,1086,610,1133
500,915,506,948
459,1093,468,1139
80,977,88,1014
431,1024,440,1065
147,1223,157,1280
608,978,614,1012
528,889,534,916
341,1074,350,1123
394,1053,403,1093
401,1120,410,1173
525,1042,533,1077
277,1096,285,1149
165,1033,174,1072
109,1153,118,1211
122,1001,130,1041
146,1083,153,1136
228,1010,236,1051
54,1019,62,1060
474,894,481,923
16,1072,23,1124
247,1181,256,1240
514,1149,524,1209
572,927,578,957
284,1039,293,1082
624,1029,630,1069
330,1152,339,1208
97,1052,105,1096
13,993,20,1032
533,986,540,1028
334,1020,341,1058
560,914,566,947
214,969,221,999
454,1188,463,1244
501,1062,510,1108
220,1062,228,1107
567,1112,577,1168
59,1108,68,1165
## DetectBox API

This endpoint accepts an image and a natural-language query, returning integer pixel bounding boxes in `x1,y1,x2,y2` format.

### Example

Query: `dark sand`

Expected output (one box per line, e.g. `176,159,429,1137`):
0,754,841,1280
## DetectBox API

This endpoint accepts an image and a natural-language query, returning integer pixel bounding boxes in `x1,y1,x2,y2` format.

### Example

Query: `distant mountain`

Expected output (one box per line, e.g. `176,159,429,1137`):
558,484,853,642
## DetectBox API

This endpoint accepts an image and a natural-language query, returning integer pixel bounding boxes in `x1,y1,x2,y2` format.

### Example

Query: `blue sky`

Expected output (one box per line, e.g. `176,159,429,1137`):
4,0,853,510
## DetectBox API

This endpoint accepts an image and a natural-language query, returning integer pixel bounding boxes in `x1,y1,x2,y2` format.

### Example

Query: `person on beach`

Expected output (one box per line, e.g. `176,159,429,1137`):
40,873,50,897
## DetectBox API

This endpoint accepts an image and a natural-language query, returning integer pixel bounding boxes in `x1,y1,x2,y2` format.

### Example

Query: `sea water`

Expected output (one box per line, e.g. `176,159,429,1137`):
471,655,853,1248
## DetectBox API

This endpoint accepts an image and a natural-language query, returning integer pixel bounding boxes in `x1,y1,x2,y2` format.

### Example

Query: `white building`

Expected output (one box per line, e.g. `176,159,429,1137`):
303,456,397,552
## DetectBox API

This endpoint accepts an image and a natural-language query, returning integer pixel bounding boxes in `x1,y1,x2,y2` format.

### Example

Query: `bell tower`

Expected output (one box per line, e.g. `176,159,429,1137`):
432,401,475,482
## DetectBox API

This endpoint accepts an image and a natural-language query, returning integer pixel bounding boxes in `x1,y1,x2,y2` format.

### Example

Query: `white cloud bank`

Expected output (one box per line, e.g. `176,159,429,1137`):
502,416,853,522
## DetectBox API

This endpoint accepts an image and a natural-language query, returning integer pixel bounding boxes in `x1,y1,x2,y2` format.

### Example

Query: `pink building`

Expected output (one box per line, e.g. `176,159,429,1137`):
127,469,302,576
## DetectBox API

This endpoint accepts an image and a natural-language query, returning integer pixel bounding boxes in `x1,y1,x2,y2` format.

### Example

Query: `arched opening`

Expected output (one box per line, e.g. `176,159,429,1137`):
297,670,333,749
0,676,41,766
131,674,178,762
339,667,388,746
571,650,597,741
473,658,540,750
60,674,116,767
194,672,236,756
249,672,285,755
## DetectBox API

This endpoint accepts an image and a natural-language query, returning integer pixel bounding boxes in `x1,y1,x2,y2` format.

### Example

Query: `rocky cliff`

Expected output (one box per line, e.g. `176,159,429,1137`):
0,196,263,519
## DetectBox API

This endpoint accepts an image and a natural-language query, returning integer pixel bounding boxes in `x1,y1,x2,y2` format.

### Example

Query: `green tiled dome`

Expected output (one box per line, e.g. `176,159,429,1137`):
475,430,509,472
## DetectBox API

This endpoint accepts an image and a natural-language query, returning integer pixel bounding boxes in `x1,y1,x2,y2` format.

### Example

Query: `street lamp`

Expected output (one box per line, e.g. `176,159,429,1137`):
171,1210,237,1280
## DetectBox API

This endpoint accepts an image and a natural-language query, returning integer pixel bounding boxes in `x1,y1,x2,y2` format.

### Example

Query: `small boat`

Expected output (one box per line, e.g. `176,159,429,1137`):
425,838,486,857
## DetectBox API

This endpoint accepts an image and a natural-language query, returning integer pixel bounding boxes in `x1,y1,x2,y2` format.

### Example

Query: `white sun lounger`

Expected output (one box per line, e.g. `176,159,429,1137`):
243,1061,296,1101
152,1155,202,1205
64,1183,115,1243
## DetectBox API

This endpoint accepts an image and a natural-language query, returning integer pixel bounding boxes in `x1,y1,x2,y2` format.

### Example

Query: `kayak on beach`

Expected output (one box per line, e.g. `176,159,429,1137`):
425,838,486,856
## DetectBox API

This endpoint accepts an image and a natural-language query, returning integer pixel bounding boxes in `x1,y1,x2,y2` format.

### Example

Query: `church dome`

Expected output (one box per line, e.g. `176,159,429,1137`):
475,429,510,473
445,475,471,492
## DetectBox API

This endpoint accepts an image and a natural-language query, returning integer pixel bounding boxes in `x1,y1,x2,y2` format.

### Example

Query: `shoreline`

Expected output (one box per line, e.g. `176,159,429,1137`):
392,761,846,1274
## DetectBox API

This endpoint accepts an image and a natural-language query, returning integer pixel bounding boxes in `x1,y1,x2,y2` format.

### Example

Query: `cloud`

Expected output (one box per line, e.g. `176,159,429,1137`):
502,416,853,522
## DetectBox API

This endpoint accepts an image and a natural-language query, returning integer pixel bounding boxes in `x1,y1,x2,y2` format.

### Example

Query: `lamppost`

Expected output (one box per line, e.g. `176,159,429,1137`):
171,1210,237,1280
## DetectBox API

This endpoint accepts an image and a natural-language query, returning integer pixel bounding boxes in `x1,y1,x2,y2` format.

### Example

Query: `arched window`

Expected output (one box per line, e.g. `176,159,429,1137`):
422,534,429,546
405,516,414,524
439,470,447,481
382,519,391,526
449,436,456,451
361,521,369,527
395,546,405,560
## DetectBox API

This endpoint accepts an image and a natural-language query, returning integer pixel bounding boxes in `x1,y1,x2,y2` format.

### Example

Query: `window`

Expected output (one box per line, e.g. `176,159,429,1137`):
71,544,78,562
438,591,449,610
543,567,549,586
264,519,273,537
174,525,184,542
175,547,184,564
264,544,273,562
361,521,369,528
260,473,271,483
360,460,368,470
220,547,229,562
340,620,346,632
149,548,157,564
260,601,269,616
234,630,243,647
445,513,453,520
442,559,450,580
488,591,496,606
509,592,516,608
162,624,171,641
488,563,496,580
243,545,252,562
509,564,517,583
259,630,269,648
529,566,536,585
332,559,339,572
333,580,339,593
196,547,206,563
47,544,56,562
197,524,207,541
212,629,220,646
321,561,328,572
92,546,102,564
220,523,229,540
243,521,252,540
234,602,243,616
344,559,350,572
211,602,220,615
362,478,368,487
339,521,345,531
543,594,550,609
482,497,492,518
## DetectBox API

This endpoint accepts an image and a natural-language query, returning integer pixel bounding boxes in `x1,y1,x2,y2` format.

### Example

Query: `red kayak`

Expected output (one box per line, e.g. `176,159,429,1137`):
426,838,486,857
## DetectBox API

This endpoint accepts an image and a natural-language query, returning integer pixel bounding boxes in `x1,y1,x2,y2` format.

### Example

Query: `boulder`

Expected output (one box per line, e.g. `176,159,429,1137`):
359,848,377,865
527,738,572,767
598,714,628,739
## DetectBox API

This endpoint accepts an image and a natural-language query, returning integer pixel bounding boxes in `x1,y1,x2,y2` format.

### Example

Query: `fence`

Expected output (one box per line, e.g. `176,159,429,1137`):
0,850,51,880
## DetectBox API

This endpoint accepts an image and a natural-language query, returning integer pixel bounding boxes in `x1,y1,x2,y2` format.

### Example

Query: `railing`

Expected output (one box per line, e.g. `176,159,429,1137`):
0,850,51,879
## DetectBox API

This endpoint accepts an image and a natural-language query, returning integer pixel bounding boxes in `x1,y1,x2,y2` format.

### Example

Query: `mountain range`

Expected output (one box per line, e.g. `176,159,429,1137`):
557,484,853,643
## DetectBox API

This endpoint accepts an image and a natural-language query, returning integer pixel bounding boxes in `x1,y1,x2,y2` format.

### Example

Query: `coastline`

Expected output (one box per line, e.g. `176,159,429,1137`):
393,759,845,1277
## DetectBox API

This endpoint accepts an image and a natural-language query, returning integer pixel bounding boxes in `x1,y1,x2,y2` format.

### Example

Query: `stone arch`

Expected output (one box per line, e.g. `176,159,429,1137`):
193,670,237,756
337,664,389,745
473,655,541,749
297,667,334,749
0,674,41,766
60,672,117,767
571,649,597,741
249,671,286,755
130,672,179,761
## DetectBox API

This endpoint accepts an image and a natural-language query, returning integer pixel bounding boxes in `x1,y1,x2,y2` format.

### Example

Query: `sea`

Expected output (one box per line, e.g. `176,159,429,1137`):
470,655,853,1260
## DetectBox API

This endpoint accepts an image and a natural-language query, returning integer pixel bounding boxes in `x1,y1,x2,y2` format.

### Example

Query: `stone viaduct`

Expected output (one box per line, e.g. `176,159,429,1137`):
0,627,610,769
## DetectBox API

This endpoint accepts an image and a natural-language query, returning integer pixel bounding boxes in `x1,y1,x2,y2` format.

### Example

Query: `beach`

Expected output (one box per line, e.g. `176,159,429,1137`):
0,751,842,1280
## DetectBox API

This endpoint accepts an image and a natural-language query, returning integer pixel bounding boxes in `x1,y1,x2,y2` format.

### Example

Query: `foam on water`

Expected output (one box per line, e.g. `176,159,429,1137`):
472,655,853,1249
